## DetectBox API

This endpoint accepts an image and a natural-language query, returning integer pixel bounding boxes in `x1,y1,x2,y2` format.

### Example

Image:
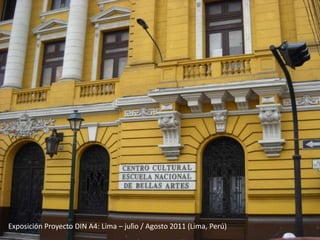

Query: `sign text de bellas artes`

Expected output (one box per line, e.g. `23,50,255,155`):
118,163,196,190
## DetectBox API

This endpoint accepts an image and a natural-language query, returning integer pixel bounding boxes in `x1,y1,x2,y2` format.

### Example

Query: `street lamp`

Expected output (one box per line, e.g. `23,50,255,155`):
270,41,310,237
137,18,164,62
67,110,84,240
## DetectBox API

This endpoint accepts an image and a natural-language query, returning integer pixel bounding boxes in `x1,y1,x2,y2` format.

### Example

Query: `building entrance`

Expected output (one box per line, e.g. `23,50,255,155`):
201,136,246,240
9,142,44,233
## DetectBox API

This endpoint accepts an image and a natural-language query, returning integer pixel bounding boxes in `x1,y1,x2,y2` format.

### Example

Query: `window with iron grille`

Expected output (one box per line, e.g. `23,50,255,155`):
1,0,16,21
101,30,128,79
51,0,70,10
41,40,65,86
0,50,7,86
206,0,244,57
202,137,245,218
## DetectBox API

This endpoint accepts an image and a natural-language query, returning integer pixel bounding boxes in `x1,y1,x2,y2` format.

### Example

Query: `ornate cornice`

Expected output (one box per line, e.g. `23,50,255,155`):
0,113,54,138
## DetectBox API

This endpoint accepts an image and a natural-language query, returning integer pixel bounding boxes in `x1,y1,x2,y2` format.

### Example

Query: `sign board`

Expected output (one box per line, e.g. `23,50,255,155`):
302,139,320,149
118,163,196,190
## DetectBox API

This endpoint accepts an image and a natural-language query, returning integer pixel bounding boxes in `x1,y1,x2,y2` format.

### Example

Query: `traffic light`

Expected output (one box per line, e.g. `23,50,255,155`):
279,41,310,69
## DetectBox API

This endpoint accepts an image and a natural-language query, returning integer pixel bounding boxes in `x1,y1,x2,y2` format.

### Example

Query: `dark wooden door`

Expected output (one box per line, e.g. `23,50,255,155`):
9,142,44,233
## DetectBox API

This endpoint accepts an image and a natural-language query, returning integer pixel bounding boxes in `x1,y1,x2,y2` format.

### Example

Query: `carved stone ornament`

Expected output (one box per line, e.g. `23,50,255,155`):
124,108,159,118
257,104,285,157
0,113,55,138
212,110,227,133
283,95,320,106
157,111,183,160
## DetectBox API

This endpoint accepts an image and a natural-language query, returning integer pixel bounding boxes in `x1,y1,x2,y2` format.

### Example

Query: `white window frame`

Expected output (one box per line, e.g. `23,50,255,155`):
32,19,67,87
40,0,70,22
195,0,252,59
90,6,130,81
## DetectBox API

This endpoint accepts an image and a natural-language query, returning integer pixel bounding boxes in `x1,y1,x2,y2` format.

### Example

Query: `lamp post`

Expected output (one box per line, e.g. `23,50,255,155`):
269,41,310,237
137,18,164,62
67,110,84,240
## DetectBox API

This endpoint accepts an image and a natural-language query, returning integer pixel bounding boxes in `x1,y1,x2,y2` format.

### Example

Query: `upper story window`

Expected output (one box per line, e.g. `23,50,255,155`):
0,50,7,86
101,30,128,79
205,0,244,57
41,40,65,86
51,0,70,10
1,0,16,21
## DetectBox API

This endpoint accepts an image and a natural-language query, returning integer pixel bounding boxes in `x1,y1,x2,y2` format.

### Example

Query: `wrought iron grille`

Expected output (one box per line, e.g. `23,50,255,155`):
78,145,109,214
202,137,245,217
9,142,44,233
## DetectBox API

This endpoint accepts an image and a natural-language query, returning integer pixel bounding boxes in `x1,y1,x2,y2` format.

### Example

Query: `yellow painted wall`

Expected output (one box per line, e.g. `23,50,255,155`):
0,0,319,218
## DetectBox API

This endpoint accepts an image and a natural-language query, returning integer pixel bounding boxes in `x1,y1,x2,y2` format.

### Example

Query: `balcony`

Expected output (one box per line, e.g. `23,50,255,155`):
0,52,280,113
159,51,279,87
0,80,118,112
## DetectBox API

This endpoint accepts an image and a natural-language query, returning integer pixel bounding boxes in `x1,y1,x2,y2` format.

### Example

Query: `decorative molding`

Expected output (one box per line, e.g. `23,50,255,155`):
180,93,206,113
115,95,156,108
228,89,252,110
257,104,285,157
160,103,174,111
157,111,183,160
205,91,229,110
91,6,130,23
283,95,320,106
212,110,228,133
0,113,54,138
124,108,159,117
88,124,98,141
32,19,67,35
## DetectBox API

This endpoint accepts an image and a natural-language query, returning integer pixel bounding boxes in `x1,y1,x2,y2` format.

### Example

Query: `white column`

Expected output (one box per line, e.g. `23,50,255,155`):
2,0,32,88
61,0,88,81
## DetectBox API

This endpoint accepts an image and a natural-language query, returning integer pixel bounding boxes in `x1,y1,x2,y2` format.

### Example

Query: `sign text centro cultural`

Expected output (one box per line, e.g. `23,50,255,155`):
118,163,196,190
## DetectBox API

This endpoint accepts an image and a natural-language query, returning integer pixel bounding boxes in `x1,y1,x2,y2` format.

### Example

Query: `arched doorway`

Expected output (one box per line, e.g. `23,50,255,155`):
9,142,45,233
201,136,245,240
78,145,109,214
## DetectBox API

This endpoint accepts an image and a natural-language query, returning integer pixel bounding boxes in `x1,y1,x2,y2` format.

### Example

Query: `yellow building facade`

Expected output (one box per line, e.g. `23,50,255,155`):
0,0,319,240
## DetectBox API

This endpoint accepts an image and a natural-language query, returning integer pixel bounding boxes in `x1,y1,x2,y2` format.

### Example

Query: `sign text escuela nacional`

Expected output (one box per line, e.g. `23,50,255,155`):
118,163,196,190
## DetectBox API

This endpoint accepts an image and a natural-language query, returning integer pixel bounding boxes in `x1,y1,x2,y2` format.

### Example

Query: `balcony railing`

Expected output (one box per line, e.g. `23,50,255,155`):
161,52,277,85
16,88,49,104
2,52,278,112
8,80,117,111
79,81,115,97
182,55,253,80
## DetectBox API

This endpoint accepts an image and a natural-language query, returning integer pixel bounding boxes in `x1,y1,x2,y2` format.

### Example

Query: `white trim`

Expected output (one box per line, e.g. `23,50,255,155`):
31,19,67,88
0,30,10,49
243,0,252,54
90,7,130,80
195,0,203,59
195,0,252,58
40,0,70,22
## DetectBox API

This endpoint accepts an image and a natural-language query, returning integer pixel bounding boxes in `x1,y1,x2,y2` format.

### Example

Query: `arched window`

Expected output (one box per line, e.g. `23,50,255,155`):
202,137,245,218
78,145,109,214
